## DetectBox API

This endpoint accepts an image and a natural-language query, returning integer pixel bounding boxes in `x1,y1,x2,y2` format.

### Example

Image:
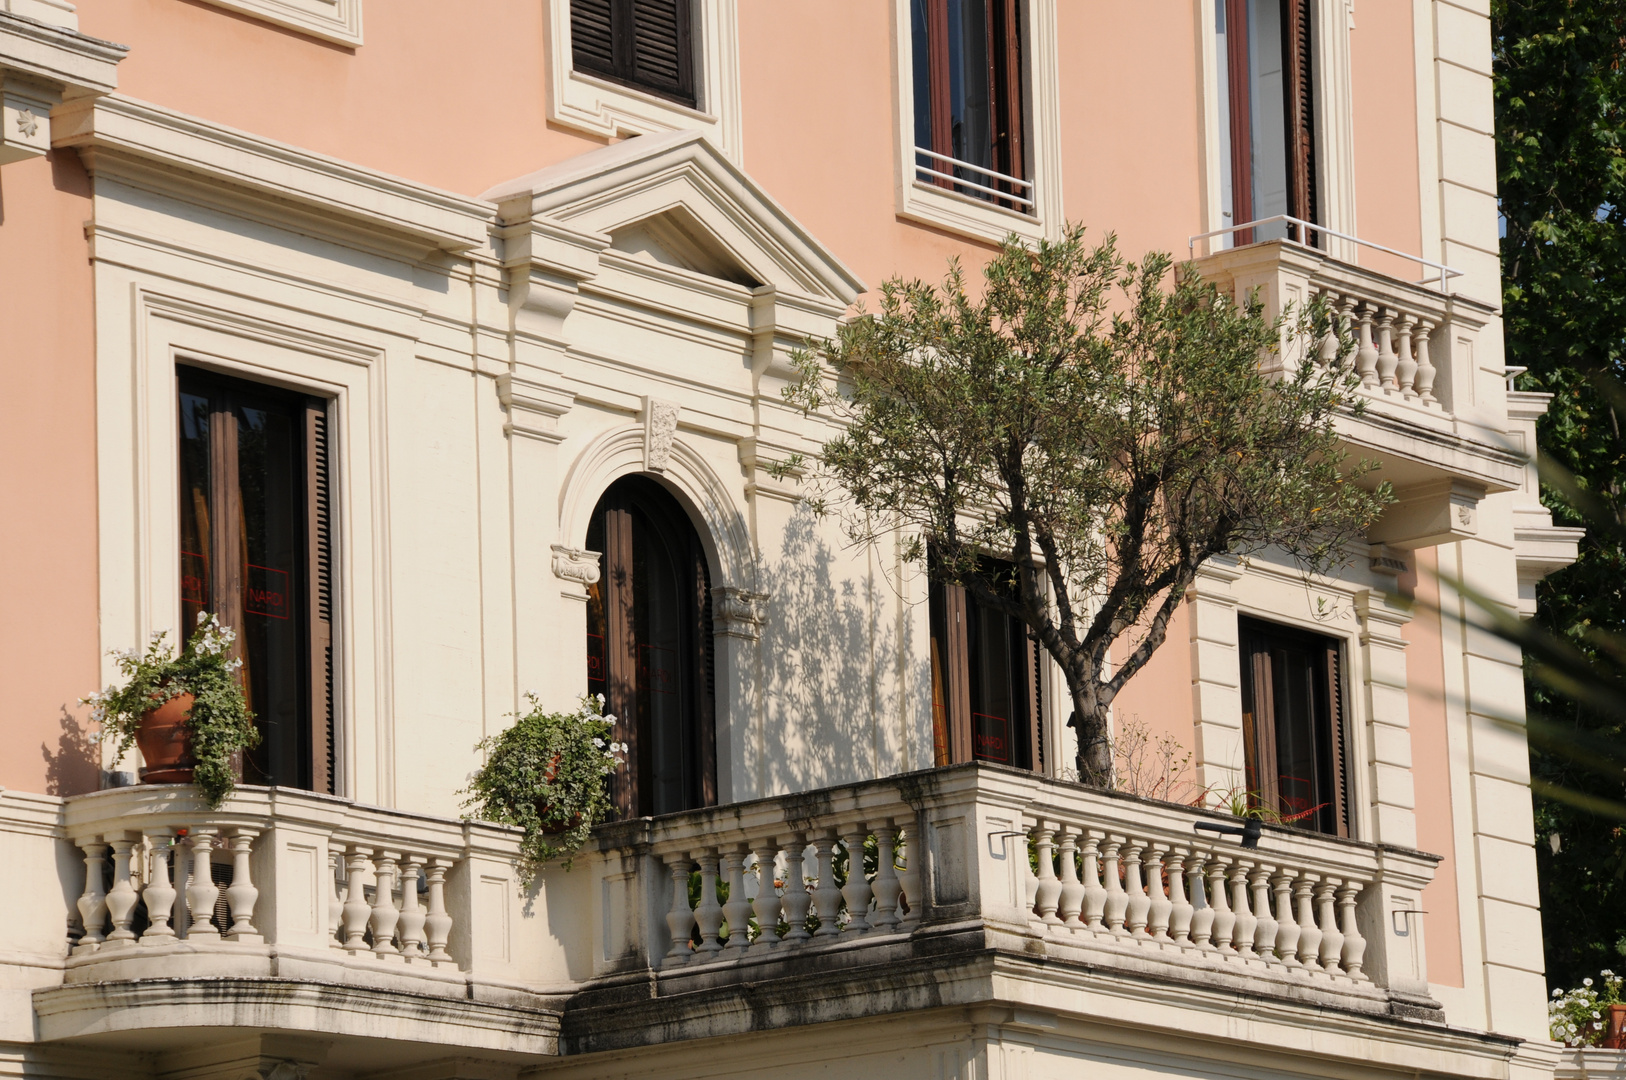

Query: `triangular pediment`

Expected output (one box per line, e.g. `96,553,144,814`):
483,130,863,306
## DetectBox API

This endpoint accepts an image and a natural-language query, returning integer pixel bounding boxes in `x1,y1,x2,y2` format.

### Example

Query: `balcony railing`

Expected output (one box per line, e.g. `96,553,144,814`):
587,764,1440,1023
913,147,1033,212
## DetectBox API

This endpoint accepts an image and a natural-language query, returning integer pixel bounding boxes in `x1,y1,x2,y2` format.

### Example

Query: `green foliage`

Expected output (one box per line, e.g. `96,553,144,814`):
80,612,260,809
1551,970,1624,1046
461,694,624,883
782,224,1389,785
1494,0,1626,990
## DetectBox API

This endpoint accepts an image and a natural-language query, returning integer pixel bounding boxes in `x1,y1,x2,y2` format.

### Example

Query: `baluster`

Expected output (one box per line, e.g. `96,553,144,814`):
104,834,141,946
1355,303,1379,388
1375,309,1398,390
896,826,922,930
663,856,695,967
74,839,108,953
225,830,261,943
1207,855,1236,957
397,855,426,961
839,826,873,933
751,840,783,948
1272,870,1302,971
1080,833,1107,933
722,847,753,954
341,846,371,953
871,825,901,931
369,849,400,958
1394,313,1419,398
1057,827,1085,930
1123,839,1151,940
328,849,345,947
1229,861,1256,961
1020,822,1039,915
1101,837,1127,935
1033,824,1062,926
1165,850,1192,949
1337,881,1368,981
1316,879,1345,977
693,851,725,959
810,832,843,937
186,830,220,940
1145,846,1172,945
1295,875,1324,973
781,836,814,940
424,859,453,966
1250,866,1278,965
1317,289,1342,368
1187,851,1214,953
1337,294,1361,374
141,831,177,944
1413,318,1438,404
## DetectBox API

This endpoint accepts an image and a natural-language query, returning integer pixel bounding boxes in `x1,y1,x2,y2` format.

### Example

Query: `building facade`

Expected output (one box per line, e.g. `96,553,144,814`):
0,0,1582,1077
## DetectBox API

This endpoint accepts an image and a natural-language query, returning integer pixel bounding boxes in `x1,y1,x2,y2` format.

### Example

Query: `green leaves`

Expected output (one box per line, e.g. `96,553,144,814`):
461,694,623,884
783,224,1388,783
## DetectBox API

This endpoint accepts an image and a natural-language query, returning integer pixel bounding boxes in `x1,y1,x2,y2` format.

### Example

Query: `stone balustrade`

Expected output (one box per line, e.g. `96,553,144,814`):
591,764,1439,1018
58,784,545,994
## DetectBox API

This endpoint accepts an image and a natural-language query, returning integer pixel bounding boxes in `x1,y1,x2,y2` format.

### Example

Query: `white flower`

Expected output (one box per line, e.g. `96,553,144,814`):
592,737,605,749
1555,989,1565,998
1585,978,1594,987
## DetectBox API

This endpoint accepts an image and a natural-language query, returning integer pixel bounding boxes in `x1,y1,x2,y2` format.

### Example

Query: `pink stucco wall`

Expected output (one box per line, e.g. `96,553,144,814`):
0,150,101,796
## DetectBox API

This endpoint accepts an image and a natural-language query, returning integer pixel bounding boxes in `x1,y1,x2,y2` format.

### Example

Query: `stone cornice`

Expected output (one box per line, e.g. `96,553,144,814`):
0,12,124,98
51,95,495,256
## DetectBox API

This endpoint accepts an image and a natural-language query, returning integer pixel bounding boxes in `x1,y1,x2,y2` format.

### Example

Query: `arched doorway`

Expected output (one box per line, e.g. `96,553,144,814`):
585,475,717,817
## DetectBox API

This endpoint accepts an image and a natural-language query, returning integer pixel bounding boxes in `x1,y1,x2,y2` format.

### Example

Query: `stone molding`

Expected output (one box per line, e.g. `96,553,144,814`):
713,586,766,640
52,95,493,255
643,398,680,472
551,544,601,601
194,0,363,47
0,10,123,166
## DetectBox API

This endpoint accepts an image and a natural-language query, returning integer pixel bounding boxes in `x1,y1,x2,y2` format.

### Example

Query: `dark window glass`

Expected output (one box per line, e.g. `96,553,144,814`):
929,554,1041,772
177,368,333,793
1215,0,1317,245
570,0,696,108
585,475,715,816
1238,617,1350,836
911,0,1028,212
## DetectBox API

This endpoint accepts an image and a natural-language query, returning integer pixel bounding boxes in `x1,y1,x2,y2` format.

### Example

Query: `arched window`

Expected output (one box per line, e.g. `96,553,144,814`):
585,475,716,816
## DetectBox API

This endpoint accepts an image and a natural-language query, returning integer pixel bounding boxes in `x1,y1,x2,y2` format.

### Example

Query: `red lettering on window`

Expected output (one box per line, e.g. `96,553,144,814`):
245,564,291,619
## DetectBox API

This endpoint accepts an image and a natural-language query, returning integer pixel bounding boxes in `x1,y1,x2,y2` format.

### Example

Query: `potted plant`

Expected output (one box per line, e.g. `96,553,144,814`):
461,694,625,883
1550,971,1626,1047
81,611,259,809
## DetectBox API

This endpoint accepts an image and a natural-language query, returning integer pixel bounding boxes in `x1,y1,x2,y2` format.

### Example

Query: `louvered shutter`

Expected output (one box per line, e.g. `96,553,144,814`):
305,399,335,795
630,0,693,103
1283,0,1318,243
570,0,616,77
1326,641,1351,838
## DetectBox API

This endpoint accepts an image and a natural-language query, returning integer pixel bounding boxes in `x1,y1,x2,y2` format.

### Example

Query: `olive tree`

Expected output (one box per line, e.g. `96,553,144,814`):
781,226,1390,787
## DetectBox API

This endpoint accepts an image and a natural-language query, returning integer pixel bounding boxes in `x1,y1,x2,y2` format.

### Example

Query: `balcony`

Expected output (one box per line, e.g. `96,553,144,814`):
1188,231,1526,549
28,766,1460,1071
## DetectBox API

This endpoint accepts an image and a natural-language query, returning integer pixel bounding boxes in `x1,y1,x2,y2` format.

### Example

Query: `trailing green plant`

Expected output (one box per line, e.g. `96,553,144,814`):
1550,970,1624,1046
80,611,259,809
461,694,625,883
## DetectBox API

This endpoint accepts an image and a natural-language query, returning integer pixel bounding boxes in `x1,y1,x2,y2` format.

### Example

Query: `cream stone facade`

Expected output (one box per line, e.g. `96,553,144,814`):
0,1,1583,1078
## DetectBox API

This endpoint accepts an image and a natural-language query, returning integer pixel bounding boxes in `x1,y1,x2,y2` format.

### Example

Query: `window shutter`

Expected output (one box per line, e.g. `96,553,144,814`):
630,0,693,103
570,0,616,77
694,539,717,808
1326,641,1350,838
1283,0,1318,242
305,400,334,795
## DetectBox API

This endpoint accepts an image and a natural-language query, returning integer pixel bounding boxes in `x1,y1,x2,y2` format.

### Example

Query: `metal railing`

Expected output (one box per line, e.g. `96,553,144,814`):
914,147,1034,211
1188,215,1463,293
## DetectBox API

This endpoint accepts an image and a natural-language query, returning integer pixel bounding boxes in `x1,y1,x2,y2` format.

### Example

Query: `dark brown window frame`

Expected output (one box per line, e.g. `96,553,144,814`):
1238,616,1351,837
570,0,697,109
177,365,334,795
1222,0,1318,246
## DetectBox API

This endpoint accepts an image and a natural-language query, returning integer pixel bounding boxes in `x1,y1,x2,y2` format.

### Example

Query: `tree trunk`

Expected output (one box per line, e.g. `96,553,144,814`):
1066,681,1114,788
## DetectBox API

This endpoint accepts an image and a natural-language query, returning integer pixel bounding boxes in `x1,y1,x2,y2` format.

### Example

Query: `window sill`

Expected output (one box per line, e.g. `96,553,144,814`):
194,0,363,47
899,180,1045,246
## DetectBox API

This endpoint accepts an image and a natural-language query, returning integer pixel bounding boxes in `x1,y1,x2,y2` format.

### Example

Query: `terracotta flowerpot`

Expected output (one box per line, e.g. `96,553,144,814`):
137,692,199,784
537,753,582,834
1602,1003,1626,1049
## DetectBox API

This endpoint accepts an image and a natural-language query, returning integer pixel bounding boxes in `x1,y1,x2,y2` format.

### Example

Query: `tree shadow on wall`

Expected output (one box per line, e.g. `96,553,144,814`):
42,705,99,796
757,505,920,796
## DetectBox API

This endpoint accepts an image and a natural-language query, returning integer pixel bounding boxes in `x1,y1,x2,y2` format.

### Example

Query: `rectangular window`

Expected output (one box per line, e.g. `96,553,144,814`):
1215,0,1316,246
929,556,1042,772
178,367,333,793
911,0,1030,213
570,0,696,108
1238,617,1350,836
